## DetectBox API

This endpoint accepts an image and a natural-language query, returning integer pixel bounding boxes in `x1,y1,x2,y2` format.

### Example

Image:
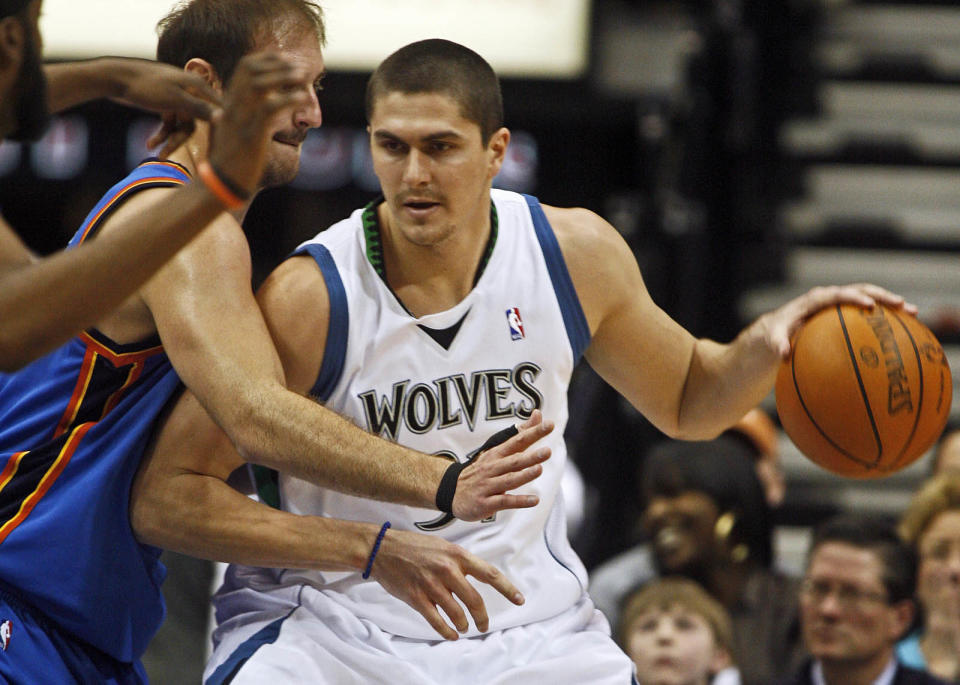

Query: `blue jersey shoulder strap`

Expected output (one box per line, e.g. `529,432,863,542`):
523,194,590,362
292,243,349,402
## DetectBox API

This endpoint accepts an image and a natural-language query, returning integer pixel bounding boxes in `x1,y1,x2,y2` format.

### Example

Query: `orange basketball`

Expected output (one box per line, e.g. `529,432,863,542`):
775,304,952,478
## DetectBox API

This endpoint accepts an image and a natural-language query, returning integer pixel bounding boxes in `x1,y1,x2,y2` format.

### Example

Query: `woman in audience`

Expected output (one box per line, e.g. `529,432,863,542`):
898,474,960,682
589,410,805,684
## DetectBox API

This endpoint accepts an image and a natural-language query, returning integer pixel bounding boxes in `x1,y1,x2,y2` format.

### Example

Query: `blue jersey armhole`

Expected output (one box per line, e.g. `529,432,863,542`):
523,195,590,362
69,161,191,248
292,243,349,401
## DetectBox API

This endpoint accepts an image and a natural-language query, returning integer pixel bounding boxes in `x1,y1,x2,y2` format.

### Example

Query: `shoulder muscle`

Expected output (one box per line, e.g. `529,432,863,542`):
541,204,645,336
256,254,331,396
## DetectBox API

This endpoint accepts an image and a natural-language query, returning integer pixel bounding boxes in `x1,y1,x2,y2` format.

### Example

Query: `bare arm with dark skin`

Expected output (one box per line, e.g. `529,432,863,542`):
0,54,295,371
44,57,218,121
45,57,223,157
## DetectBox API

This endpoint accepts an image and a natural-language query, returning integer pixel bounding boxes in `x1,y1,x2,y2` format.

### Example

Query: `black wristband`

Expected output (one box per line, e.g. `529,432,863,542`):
476,425,519,453
435,460,465,514
434,424,520,515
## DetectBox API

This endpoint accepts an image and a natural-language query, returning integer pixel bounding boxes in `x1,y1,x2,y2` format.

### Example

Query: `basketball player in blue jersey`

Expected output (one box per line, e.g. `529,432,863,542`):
0,3,552,682
130,38,917,684
0,0,266,371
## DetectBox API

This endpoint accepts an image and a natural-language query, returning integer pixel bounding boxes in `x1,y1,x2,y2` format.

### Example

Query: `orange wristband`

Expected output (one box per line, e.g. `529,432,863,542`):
196,161,248,210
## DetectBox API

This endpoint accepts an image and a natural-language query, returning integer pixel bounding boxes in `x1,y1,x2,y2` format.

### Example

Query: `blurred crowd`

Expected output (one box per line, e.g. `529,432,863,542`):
579,411,960,685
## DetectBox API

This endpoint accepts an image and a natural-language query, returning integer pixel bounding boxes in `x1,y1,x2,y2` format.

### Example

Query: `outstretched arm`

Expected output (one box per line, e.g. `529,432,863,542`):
139,230,551,519
45,57,219,121
0,53,309,373
549,205,913,439
0,183,225,371
131,387,526,641
45,57,223,158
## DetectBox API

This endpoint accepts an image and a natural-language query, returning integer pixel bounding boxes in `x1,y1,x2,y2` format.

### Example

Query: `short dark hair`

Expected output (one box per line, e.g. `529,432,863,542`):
365,39,504,143
808,515,917,605
157,0,325,85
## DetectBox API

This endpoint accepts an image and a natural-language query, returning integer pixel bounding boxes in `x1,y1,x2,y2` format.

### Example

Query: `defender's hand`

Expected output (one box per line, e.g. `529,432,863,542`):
104,58,221,157
110,58,221,118
370,528,524,640
451,410,553,522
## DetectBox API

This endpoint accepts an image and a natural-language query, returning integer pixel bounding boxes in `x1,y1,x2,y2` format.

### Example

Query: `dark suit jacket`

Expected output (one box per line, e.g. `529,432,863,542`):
779,659,951,685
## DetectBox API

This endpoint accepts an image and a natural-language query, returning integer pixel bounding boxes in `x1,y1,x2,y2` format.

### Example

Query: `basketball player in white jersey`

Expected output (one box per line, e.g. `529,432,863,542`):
132,39,913,684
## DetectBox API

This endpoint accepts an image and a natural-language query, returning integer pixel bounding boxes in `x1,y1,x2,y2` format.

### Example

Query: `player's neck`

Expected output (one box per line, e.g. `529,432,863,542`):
168,129,253,223
380,206,491,317
384,235,488,317
378,200,492,317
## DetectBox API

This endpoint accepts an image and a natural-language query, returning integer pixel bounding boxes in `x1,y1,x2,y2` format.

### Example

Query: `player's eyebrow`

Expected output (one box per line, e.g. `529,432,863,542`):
372,129,465,143
422,130,464,141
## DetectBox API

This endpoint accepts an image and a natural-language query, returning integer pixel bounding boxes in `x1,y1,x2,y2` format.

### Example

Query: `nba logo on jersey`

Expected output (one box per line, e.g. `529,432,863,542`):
506,307,525,340
0,620,11,651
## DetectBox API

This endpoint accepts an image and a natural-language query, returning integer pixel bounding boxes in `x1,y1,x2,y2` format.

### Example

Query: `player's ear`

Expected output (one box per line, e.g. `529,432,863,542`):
184,57,223,93
486,126,510,180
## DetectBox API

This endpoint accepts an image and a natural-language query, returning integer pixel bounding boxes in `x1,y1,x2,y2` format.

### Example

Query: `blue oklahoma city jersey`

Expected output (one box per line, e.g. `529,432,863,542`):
0,160,188,664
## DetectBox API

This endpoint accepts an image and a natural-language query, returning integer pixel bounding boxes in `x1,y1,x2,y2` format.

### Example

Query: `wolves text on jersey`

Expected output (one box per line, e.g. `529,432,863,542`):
358,362,543,441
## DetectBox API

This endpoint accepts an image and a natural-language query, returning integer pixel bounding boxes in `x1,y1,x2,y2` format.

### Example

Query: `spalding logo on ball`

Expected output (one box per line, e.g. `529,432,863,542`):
775,304,952,478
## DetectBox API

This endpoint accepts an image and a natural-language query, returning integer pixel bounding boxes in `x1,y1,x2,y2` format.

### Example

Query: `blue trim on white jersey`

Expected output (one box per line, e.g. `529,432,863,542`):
523,195,590,362
294,244,349,402
205,600,299,685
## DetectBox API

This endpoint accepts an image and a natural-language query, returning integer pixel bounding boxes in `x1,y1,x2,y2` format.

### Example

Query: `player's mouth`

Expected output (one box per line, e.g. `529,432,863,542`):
273,132,306,147
402,199,441,218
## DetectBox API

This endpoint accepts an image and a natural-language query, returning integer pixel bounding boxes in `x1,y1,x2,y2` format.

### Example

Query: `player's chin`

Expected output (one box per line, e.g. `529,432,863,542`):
259,160,300,189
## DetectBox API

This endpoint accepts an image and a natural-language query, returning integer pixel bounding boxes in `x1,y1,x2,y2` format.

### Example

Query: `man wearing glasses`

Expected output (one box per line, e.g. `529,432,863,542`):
783,515,948,685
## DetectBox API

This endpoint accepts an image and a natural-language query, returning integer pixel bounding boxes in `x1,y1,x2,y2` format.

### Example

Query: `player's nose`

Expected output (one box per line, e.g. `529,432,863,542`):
402,149,430,185
296,89,322,130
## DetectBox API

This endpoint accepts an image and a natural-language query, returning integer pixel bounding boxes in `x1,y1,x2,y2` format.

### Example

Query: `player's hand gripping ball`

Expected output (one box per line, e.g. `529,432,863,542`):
775,304,952,478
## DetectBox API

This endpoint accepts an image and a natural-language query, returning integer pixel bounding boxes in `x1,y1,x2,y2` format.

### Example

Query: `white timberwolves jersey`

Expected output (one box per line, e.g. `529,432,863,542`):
258,190,591,639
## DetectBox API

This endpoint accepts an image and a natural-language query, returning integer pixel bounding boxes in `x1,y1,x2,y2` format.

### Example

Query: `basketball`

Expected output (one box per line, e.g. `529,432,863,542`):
775,304,952,478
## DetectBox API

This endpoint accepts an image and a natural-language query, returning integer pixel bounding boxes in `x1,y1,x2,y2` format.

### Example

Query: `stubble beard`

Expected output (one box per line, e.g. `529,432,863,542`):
259,158,299,189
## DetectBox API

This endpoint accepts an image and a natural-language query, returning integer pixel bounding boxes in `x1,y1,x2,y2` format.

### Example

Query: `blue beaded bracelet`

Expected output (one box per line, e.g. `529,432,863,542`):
362,521,391,579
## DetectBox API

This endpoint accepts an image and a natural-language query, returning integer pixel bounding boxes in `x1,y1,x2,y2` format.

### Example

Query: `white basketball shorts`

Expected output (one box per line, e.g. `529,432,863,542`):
204,586,637,684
